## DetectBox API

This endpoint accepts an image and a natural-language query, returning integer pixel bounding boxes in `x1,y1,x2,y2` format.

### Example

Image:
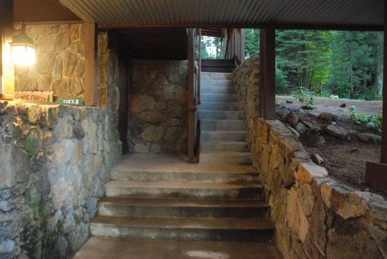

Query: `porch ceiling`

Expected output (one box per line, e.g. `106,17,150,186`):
59,0,384,30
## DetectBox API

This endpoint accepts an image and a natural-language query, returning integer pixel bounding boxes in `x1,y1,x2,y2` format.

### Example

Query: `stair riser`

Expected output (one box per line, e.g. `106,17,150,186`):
98,204,269,219
201,143,249,152
201,94,237,102
105,187,264,200
201,132,246,142
112,171,258,183
199,102,239,111
201,73,230,80
201,120,245,131
91,225,273,242
199,111,241,120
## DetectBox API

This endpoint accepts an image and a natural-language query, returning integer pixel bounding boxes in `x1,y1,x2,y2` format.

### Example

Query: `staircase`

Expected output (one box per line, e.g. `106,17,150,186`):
199,72,250,162
74,72,279,258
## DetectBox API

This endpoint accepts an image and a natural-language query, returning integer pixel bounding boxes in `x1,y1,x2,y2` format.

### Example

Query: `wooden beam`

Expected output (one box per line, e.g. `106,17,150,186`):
259,28,276,119
187,29,196,163
365,0,387,187
84,22,97,106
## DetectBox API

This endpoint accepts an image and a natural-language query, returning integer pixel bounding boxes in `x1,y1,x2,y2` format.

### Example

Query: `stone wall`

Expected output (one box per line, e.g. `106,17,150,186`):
129,60,188,154
232,58,387,258
0,32,122,258
14,23,85,101
231,54,260,152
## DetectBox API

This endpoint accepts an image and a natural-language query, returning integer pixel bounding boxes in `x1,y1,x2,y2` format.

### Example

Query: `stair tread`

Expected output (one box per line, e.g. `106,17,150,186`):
100,197,268,208
106,180,262,189
93,216,274,230
74,237,282,259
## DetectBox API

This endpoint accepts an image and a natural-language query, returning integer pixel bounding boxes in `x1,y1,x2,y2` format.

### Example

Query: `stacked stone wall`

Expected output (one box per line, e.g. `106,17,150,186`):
14,23,86,101
232,58,387,258
129,60,188,154
0,100,122,258
0,29,122,258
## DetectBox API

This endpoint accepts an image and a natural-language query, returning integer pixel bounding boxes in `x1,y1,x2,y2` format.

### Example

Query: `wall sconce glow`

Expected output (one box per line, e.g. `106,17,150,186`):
11,26,36,66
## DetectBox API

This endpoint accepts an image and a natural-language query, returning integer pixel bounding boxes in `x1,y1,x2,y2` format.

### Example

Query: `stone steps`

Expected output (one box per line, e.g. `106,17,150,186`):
201,119,245,131
199,72,249,154
74,237,282,259
112,169,259,183
201,130,247,142
201,93,237,102
98,197,269,218
91,216,274,242
199,102,239,111
105,180,264,200
201,141,249,153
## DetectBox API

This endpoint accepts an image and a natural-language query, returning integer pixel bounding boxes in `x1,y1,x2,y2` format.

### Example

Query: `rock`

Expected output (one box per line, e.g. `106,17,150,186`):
325,125,350,140
295,122,308,134
286,126,300,138
298,184,315,217
1,189,11,199
140,126,164,142
357,133,381,144
134,143,149,153
73,123,85,140
285,112,299,128
296,162,328,183
286,100,293,104
0,239,15,253
318,112,337,121
311,154,324,165
0,201,12,212
275,109,290,121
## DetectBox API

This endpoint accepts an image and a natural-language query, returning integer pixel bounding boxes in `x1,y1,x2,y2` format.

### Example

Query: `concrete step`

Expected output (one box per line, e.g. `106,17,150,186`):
201,131,247,142
91,216,274,242
112,169,259,183
201,119,245,131
201,141,249,153
105,181,264,200
74,237,282,259
199,110,241,120
199,152,252,165
199,102,239,111
201,72,230,80
98,197,269,218
201,80,233,91
201,93,237,102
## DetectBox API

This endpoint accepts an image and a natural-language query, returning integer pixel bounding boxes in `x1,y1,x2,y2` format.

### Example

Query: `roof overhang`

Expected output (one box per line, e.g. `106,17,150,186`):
59,0,384,31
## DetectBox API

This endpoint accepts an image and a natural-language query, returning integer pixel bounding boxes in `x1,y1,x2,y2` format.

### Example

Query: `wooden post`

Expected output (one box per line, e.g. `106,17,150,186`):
0,0,14,100
84,22,97,106
365,0,387,187
187,29,197,163
259,28,276,119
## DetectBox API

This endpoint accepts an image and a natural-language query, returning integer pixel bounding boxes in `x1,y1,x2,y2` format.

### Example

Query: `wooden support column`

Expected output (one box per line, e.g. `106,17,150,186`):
365,1,387,187
259,28,276,119
84,22,97,106
0,0,14,100
187,29,196,163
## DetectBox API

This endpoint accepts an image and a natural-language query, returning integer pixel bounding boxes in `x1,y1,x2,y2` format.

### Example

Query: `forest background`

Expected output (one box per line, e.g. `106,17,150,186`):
201,29,384,101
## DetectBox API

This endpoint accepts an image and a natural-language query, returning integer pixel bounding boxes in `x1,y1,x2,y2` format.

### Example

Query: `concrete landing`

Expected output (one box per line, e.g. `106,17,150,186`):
74,237,281,259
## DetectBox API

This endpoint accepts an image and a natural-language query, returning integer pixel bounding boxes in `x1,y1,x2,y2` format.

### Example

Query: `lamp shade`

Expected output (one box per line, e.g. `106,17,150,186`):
11,29,36,66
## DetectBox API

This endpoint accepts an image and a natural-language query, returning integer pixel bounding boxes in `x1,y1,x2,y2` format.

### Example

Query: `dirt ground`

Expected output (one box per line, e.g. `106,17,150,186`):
276,96,386,198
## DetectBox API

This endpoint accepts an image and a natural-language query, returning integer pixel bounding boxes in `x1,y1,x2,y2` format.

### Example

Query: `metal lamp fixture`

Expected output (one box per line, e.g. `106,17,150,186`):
10,24,36,66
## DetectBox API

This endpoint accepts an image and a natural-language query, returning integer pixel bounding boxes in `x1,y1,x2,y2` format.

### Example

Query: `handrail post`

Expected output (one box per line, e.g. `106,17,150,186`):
187,28,196,163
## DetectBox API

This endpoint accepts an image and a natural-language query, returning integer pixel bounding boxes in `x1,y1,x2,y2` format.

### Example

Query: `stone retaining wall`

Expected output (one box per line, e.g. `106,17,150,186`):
129,60,188,154
0,100,122,259
0,30,122,258
232,57,387,258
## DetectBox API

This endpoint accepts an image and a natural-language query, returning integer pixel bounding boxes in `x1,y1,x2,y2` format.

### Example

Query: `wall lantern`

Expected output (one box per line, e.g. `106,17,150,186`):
10,24,36,66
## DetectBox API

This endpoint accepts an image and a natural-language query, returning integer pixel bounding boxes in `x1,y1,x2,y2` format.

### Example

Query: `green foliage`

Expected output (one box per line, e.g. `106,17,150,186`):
275,64,289,94
292,86,315,109
245,29,259,57
348,106,382,133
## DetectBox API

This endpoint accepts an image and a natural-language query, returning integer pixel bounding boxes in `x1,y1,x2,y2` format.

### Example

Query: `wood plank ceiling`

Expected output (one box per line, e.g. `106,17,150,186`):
59,0,384,31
